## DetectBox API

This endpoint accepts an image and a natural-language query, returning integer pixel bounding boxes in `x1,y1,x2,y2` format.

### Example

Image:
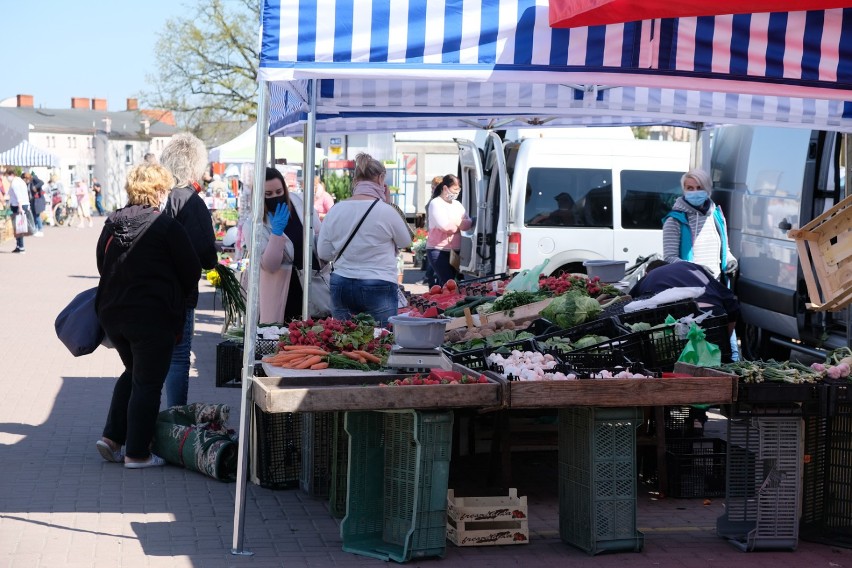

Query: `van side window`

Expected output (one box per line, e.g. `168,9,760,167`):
524,167,612,228
620,170,683,229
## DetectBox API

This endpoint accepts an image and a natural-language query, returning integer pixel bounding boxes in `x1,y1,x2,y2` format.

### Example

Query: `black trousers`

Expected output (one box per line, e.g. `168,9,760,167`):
102,320,175,459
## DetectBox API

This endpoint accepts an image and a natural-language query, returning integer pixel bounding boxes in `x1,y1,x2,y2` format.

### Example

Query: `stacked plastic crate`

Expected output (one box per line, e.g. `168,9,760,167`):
801,383,852,547
342,409,454,562
716,415,802,551
558,407,644,554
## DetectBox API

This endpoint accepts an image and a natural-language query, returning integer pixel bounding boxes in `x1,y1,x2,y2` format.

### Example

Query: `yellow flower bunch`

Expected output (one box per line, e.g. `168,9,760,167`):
206,269,221,288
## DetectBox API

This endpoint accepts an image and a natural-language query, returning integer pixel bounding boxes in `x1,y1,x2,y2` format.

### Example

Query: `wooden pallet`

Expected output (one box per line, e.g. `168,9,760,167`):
788,193,852,311
447,488,529,546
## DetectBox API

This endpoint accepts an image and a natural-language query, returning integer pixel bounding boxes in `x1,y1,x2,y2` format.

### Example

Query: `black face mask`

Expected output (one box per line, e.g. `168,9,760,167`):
265,195,287,213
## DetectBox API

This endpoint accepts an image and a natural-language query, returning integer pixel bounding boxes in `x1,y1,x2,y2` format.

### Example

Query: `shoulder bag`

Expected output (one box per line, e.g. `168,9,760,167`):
54,287,106,356
295,199,380,318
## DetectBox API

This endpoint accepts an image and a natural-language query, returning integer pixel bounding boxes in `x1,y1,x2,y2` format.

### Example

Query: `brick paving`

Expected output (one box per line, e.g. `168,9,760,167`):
1,221,852,567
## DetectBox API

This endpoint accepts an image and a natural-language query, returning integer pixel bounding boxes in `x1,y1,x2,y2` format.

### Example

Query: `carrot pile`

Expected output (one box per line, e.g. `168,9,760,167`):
262,345,386,370
262,345,330,370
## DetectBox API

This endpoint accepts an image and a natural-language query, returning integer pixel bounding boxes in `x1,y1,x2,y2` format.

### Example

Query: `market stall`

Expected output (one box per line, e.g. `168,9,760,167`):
232,0,852,557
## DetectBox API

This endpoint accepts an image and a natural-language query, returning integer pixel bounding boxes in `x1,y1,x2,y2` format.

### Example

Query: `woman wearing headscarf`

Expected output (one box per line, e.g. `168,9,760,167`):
250,167,321,323
317,153,412,325
94,164,201,468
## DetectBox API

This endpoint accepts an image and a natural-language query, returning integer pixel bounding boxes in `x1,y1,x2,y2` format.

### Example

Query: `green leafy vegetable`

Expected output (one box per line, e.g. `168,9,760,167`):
540,290,603,329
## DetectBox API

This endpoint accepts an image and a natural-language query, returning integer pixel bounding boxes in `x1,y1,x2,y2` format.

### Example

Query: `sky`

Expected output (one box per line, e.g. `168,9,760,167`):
0,1,192,111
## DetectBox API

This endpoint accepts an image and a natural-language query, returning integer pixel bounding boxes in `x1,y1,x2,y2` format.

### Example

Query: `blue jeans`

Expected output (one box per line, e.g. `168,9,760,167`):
164,308,194,408
330,273,398,326
33,212,43,232
427,249,455,286
730,329,740,362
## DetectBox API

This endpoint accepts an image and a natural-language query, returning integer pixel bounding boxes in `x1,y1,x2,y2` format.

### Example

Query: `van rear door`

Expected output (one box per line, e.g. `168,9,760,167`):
457,133,508,277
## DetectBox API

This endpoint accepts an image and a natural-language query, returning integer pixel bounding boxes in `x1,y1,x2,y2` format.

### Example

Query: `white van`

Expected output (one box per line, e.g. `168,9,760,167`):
456,131,690,277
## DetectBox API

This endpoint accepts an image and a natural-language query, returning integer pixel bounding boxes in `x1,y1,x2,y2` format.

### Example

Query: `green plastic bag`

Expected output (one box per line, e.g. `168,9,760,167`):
505,259,550,293
677,323,721,367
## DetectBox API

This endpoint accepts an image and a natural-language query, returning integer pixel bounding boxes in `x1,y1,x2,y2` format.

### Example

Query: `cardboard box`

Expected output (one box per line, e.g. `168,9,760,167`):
447,488,529,546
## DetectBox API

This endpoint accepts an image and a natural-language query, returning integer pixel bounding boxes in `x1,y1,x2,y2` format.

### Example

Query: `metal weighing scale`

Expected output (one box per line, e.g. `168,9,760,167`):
385,345,454,372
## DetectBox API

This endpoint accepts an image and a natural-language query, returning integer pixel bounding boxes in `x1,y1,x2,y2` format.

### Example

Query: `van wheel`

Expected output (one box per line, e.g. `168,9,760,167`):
553,263,586,277
741,323,789,361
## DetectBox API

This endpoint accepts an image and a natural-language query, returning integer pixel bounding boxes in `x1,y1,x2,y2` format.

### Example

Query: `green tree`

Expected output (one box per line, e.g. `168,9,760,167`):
142,0,259,134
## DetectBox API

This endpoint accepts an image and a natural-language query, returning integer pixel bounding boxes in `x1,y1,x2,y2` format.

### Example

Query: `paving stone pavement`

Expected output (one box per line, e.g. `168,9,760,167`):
1,220,852,568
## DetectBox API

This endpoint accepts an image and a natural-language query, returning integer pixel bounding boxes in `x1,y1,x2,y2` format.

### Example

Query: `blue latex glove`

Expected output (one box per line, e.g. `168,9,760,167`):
267,202,291,236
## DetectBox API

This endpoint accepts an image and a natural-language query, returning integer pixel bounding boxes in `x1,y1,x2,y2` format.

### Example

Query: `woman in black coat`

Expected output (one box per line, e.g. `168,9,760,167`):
94,164,201,468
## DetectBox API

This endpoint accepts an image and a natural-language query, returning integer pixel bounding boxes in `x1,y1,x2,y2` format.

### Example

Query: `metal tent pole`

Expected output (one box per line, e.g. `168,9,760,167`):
231,79,270,556
301,79,318,319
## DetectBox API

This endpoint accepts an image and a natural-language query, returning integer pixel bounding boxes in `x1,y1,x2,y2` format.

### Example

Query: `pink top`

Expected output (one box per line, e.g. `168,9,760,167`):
426,198,472,251
314,191,335,217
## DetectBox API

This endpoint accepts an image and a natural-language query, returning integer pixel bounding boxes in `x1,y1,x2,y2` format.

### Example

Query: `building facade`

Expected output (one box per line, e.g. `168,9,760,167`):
0,94,179,211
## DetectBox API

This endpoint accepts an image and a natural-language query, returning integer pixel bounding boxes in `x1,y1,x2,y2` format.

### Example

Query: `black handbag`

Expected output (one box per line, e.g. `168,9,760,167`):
54,287,106,357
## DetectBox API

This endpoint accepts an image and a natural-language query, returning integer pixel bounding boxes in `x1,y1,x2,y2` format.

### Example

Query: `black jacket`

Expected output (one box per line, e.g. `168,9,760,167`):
629,261,741,323
165,186,218,308
95,205,201,335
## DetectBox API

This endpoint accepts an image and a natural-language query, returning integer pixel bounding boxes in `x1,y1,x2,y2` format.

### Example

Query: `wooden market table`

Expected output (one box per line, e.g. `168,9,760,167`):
251,362,737,490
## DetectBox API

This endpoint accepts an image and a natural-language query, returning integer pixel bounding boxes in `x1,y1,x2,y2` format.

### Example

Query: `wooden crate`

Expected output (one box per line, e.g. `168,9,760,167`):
446,488,529,546
788,193,852,311
1,218,13,243
445,298,554,331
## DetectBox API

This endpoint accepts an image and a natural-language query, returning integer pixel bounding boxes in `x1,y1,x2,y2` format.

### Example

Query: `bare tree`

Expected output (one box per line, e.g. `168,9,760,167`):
142,0,259,135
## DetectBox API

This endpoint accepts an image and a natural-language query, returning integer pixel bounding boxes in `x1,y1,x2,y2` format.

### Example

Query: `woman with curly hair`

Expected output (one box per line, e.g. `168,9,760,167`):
94,164,201,468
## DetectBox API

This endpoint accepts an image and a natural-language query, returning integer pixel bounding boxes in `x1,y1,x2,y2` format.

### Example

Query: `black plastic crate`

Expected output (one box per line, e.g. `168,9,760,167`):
252,408,302,489
616,301,701,329
730,382,825,417
555,351,653,379
444,337,536,365
524,317,558,336
216,339,274,388
822,382,852,417
801,413,852,548
665,438,727,498
216,339,243,388
651,406,708,438
597,314,731,373
533,317,626,356
329,412,349,518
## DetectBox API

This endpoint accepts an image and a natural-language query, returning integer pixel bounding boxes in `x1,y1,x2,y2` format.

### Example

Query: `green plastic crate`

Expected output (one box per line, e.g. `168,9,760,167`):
558,407,644,555
342,409,453,563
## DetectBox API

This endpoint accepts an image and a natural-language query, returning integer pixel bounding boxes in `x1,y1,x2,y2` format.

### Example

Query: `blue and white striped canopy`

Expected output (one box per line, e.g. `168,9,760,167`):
0,140,58,168
260,1,852,134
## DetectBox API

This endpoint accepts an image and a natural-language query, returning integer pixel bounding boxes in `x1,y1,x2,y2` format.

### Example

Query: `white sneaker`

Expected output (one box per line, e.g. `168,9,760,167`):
33,232,44,237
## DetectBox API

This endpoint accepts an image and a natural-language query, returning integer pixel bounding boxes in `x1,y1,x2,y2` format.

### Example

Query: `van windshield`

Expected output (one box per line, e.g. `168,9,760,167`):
620,170,684,229
524,168,613,228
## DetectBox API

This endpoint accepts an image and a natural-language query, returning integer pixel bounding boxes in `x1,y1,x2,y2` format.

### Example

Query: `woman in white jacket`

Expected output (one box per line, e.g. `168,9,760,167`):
317,153,412,325
252,167,320,323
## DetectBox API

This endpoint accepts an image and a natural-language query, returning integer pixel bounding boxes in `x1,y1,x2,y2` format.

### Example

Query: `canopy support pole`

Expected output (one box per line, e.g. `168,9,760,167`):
231,79,271,557
301,79,318,319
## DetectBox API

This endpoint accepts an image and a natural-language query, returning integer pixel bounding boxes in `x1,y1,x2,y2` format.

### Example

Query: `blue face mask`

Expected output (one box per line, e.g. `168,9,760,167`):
684,190,708,207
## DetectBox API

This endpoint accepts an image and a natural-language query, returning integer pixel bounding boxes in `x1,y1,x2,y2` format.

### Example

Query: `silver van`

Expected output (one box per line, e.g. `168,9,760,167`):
710,124,847,359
